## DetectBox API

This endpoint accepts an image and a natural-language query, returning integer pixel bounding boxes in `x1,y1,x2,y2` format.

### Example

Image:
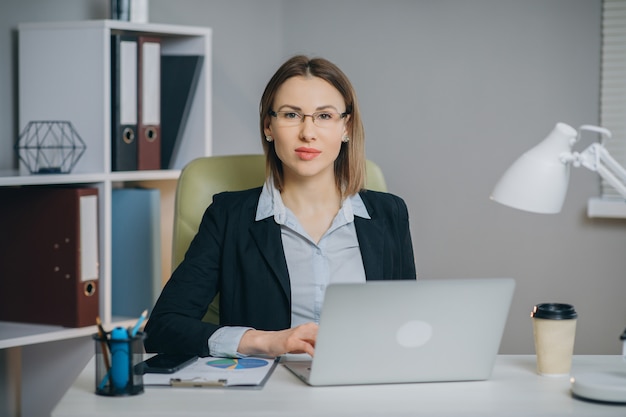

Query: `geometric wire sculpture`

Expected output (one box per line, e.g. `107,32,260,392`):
14,120,86,174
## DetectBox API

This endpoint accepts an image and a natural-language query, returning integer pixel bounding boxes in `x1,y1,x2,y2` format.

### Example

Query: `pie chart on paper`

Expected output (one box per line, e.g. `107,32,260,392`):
206,358,268,370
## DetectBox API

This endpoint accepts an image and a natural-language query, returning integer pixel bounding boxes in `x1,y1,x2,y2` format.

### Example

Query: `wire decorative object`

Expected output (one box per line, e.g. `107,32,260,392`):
15,121,86,174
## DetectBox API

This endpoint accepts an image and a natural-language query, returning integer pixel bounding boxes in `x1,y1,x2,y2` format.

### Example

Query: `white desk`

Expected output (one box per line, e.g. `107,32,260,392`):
53,355,626,416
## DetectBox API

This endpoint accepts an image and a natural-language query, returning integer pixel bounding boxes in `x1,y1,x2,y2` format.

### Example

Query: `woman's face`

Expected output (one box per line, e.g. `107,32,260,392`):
264,75,349,185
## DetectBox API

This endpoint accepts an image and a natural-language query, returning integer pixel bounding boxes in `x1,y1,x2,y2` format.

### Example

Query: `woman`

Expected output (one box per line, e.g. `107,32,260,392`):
144,55,416,358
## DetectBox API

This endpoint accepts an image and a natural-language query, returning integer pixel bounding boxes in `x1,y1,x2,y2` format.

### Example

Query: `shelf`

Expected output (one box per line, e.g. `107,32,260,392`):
587,197,626,219
18,19,213,37
0,318,136,349
1,19,211,345
1,19,212,417
108,170,181,182
0,171,103,186
0,170,181,187
18,20,211,175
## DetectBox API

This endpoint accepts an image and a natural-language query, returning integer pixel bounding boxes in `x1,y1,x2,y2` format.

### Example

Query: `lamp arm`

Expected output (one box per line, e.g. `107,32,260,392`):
576,143,626,199
578,124,612,141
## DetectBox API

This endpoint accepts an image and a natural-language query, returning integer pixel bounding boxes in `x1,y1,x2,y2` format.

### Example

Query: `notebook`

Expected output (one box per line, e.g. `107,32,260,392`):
283,278,515,386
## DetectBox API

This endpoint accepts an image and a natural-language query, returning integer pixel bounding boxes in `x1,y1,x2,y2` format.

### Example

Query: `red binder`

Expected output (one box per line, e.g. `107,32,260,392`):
0,187,100,327
137,36,162,170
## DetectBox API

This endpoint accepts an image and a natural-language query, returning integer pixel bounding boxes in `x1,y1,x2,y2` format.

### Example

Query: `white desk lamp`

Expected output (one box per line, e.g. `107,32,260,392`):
490,122,626,403
491,122,626,213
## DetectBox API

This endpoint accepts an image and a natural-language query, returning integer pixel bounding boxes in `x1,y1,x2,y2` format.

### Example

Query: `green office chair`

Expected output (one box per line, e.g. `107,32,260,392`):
171,154,387,324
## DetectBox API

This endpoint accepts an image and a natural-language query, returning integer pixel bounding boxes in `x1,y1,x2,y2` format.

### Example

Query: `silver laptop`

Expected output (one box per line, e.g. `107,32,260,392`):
283,278,515,386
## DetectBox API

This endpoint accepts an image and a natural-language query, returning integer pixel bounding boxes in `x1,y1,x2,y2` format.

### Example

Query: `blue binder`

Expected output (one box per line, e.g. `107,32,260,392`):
112,188,161,318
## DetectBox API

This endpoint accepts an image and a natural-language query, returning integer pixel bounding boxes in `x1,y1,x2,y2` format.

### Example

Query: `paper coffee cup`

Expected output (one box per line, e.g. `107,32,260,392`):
531,303,577,376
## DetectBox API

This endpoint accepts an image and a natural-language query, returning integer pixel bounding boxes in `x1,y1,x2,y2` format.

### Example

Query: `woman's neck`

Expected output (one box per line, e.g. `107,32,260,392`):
281,172,341,211
280,174,342,243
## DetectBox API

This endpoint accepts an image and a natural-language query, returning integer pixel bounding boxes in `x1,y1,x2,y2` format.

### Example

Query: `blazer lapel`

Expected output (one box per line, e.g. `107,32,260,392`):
249,217,291,301
355,214,385,281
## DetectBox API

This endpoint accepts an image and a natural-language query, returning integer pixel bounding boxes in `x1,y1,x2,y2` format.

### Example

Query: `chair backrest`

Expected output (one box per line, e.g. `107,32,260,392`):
171,154,387,323
172,154,387,269
172,154,267,270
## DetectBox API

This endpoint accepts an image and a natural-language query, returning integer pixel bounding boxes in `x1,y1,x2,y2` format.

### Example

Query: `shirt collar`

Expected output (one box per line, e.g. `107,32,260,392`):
255,176,371,223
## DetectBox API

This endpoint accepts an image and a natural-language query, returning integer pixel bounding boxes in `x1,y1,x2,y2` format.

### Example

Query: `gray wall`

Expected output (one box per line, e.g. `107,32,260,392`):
1,0,625,355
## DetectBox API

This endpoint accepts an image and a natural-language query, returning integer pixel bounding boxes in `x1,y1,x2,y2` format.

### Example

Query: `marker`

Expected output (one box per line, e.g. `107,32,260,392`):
110,326,130,390
129,309,148,337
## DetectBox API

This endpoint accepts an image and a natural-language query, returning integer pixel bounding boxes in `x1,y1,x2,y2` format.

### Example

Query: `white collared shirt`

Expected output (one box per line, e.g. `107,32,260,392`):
209,178,370,357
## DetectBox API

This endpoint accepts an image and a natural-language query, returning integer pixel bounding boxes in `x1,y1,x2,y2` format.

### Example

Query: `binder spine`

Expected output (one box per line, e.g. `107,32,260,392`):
111,34,139,171
79,194,99,282
137,36,162,170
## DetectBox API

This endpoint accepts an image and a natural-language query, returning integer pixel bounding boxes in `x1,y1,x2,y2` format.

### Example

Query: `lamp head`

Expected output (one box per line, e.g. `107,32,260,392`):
490,123,577,214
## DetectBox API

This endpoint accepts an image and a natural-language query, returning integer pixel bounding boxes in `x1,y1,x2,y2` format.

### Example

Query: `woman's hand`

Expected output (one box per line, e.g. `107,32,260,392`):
237,322,318,357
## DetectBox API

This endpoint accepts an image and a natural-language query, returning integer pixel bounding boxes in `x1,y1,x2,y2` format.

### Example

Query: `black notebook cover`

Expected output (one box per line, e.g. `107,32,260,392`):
160,55,204,169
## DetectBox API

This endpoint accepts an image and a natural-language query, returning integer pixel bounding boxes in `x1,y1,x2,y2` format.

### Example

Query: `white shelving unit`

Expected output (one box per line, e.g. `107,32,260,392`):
0,20,211,417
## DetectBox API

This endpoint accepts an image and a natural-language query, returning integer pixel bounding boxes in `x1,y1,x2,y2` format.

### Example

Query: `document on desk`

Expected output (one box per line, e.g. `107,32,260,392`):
143,357,278,389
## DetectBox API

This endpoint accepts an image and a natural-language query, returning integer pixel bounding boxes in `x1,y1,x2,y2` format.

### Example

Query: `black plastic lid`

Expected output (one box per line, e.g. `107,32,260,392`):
531,303,577,320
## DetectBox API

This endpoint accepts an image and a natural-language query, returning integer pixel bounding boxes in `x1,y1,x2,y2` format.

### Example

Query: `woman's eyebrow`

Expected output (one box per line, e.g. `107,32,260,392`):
276,104,340,112
276,104,302,111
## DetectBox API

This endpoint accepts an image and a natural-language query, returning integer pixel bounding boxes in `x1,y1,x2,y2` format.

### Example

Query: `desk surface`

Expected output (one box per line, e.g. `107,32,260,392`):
53,355,626,417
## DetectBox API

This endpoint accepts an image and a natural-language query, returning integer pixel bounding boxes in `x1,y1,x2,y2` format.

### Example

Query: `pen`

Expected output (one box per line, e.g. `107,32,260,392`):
170,378,228,387
96,316,112,391
129,309,148,337
95,316,111,371
98,371,110,391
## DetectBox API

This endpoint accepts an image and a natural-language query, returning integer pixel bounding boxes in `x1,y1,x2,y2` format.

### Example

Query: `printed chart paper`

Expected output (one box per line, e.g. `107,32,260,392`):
143,357,277,387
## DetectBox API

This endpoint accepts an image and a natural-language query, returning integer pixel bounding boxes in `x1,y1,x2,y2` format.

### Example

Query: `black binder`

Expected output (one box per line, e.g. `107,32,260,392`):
0,187,100,327
111,34,138,171
160,55,204,169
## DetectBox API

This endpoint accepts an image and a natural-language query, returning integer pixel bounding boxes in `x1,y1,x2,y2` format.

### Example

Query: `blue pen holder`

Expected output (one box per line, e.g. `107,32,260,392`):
94,329,145,396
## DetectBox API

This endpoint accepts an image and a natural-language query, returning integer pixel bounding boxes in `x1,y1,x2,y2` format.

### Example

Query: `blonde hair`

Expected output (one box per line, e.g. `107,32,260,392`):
259,55,365,196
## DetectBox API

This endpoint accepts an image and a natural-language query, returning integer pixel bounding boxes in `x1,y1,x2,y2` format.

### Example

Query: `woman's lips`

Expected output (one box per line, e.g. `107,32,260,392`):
295,147,321,160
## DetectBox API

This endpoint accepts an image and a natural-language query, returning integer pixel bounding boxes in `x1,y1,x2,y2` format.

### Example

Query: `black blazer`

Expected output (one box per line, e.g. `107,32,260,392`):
144,187,416,356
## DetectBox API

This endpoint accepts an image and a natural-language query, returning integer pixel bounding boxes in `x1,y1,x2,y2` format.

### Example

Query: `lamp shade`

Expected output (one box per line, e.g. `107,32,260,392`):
490,123,578,214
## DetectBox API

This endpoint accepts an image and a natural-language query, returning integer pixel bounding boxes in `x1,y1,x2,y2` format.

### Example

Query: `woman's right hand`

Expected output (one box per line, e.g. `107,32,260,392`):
237,322,318,358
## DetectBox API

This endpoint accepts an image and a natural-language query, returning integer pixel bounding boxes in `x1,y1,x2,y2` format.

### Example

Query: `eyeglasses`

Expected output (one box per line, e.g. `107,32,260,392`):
269,109,349,128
